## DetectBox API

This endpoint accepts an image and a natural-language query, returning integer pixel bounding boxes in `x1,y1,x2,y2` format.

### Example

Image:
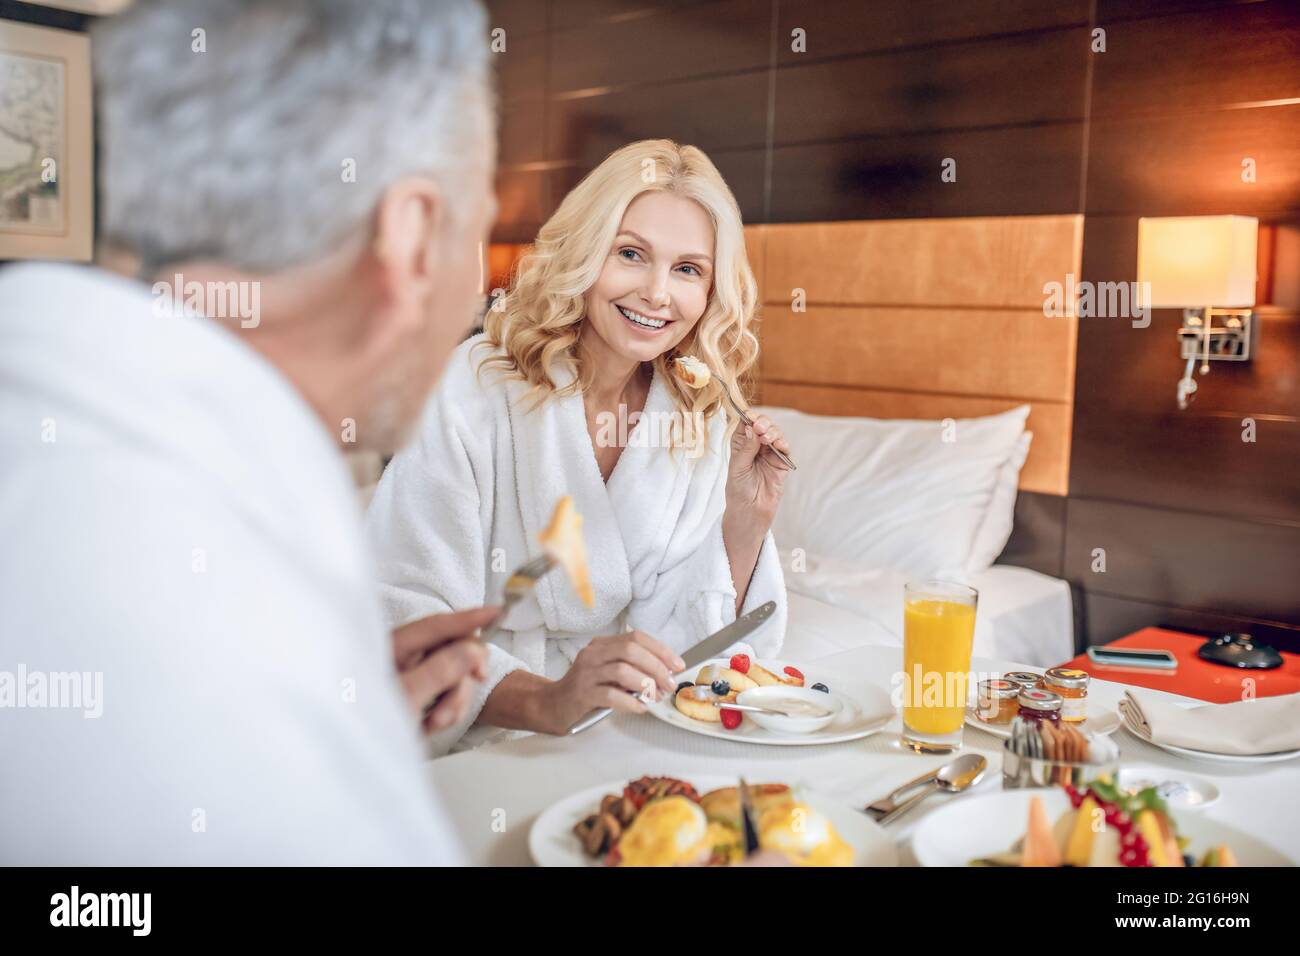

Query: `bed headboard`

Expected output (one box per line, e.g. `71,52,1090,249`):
745,215,1083,496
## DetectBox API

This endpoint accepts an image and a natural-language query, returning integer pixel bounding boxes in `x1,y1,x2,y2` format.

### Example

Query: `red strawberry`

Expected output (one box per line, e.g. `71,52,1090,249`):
729,653,751,674
783,665,805,681
719,708,742,730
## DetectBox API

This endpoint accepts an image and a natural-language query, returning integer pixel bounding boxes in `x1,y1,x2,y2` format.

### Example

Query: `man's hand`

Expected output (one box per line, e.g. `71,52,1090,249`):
392,606,498,734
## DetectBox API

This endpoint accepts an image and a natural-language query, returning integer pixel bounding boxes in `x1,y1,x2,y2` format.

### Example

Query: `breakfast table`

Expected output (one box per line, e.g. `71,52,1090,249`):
425,645,1300,865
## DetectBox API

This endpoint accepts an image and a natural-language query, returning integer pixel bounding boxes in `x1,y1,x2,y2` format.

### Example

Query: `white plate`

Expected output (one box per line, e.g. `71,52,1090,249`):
647,658,893,746
912,788,1293,867
528,775,898,867
1117,764,1221,810
1119,714,1300,765
965,699,1121,738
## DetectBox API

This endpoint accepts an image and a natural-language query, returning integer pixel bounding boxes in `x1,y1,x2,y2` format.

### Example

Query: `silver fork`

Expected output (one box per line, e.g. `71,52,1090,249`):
720,389,797,471
420,553,555,720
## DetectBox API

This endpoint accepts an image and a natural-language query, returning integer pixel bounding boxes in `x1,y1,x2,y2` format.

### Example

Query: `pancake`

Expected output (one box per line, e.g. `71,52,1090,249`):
674,685,737,722
749,662,804,688
695,665,757,693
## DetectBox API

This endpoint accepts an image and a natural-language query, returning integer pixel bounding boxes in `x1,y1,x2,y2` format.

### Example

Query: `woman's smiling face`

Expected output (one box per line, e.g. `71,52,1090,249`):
582,190,715,366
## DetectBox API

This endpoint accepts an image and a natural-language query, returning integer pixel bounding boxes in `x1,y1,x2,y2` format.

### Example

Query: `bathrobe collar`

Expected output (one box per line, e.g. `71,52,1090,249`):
504,356,688,634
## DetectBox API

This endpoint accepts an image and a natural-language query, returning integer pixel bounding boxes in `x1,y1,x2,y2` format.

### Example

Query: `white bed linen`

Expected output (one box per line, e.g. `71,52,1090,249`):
779,551,1073,667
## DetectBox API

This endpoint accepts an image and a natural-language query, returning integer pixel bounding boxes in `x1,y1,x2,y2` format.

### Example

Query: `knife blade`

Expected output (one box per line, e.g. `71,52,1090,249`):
565,600,778,735
738,777,761,856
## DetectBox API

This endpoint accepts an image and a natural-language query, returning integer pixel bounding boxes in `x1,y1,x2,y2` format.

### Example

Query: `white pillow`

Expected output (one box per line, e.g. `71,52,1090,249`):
757,404,1029,580
966,430,1032,572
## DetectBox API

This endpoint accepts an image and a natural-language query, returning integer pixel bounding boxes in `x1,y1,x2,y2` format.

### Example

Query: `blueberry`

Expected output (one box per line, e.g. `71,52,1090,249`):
811,682,830,693
676,681,694,693
710,679,731,696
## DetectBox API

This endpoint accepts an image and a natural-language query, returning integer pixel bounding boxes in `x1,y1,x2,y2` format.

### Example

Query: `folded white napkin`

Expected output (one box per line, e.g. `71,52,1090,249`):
1120,689,1300,756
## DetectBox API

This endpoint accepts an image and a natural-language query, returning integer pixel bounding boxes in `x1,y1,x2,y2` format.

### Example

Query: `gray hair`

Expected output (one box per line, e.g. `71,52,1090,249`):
93,0,494,272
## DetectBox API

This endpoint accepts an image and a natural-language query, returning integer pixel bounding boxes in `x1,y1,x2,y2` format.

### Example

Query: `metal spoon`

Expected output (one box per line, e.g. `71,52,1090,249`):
711,700,834,719
875,753,987,826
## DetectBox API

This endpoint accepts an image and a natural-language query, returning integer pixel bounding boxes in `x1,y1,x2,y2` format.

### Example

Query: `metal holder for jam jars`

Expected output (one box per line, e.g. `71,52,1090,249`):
1002,716,1120,790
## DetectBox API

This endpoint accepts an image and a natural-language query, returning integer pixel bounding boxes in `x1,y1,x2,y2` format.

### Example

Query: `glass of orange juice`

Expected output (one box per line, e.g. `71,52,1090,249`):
901,580,978,754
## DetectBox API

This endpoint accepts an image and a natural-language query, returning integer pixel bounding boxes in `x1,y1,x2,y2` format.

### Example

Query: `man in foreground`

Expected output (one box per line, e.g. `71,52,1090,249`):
0,0,497,863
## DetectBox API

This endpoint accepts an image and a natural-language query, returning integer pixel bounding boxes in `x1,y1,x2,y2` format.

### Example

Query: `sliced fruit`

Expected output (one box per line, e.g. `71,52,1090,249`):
1064,796,1101,866
1087,822,1123,867
1021,796,1062,867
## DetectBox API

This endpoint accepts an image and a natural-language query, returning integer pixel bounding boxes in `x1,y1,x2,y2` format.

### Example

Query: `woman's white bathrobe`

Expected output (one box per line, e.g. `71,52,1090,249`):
365,334,787,754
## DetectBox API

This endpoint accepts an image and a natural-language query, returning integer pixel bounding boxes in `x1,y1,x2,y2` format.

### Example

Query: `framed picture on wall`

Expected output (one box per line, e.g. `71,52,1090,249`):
0,18,93,262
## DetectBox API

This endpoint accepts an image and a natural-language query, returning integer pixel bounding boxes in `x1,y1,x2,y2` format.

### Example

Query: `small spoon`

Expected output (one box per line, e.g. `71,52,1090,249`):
875,753,987,826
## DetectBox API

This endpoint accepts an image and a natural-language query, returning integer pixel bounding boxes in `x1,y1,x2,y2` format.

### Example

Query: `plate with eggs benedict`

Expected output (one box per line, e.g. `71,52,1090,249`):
529,774,898,867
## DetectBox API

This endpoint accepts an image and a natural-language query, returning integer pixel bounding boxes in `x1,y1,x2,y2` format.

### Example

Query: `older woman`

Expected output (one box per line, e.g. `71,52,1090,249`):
366,139,791,752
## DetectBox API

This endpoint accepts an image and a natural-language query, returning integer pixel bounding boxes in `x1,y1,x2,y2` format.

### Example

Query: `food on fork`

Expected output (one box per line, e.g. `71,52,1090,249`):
672,354,711,389
573,777,852,866
975,781,1239,867
537,495,594,608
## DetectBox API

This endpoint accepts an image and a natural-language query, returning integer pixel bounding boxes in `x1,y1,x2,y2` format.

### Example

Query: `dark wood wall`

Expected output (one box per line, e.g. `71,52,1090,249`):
487,0,1300,652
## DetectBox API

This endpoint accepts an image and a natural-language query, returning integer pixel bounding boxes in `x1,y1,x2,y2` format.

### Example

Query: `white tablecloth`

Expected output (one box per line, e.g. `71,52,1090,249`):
424,645,1300,865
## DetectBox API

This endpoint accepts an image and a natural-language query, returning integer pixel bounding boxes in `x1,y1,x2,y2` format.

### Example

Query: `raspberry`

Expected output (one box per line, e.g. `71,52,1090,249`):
720,708,742,730
783,666,805,681
729,654,751,674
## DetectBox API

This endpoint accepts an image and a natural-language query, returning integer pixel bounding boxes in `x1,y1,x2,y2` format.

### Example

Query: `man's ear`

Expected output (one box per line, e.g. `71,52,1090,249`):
371,175,445,317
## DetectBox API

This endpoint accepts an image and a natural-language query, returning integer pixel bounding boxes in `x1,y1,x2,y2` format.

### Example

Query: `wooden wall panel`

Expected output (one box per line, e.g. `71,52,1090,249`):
760,383,1072,496
1064,498,1300,627
1085,105,1300,218
768,124,1085,222
776,0,1089,62
1091,2,1300,117
548,72,770,167
759,306,1076,403
761,216,1084,308
547,0,769,93
773,29,1089,142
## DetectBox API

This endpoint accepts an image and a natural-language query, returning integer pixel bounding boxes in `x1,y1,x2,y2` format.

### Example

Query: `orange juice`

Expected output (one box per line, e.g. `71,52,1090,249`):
902,597,976,736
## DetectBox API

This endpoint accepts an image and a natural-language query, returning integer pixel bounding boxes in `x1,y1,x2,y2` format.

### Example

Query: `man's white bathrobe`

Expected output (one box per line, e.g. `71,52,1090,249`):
366,334,787,753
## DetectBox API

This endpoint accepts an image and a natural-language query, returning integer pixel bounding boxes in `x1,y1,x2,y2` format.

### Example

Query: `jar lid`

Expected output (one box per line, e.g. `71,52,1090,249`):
1045,666,1090,689
1003,671,1042,686
978,678,1020,699
1018,688,1063,712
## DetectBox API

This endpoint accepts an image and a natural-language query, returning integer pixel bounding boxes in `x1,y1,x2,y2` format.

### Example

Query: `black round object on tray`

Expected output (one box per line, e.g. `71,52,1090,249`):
1197,632,1284,669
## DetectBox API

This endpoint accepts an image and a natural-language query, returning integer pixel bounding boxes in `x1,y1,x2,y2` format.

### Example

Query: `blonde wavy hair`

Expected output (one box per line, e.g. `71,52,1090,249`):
478,139,759,453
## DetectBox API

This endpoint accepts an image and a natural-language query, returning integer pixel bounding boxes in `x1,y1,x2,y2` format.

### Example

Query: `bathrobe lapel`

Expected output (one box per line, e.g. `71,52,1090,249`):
505,363,631,635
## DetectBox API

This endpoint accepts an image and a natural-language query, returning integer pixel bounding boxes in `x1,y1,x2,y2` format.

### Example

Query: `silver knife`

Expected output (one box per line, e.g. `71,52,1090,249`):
565,600,778,735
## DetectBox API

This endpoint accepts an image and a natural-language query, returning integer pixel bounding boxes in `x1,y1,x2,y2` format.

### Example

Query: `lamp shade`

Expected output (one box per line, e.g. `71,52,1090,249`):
1137,215,1258,308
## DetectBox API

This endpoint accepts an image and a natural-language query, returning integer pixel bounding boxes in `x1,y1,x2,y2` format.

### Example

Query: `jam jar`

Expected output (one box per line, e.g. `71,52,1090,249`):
1042,666,1090,722
975,678,1021,724
1017,688,1063,726
1003,671,1043,691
